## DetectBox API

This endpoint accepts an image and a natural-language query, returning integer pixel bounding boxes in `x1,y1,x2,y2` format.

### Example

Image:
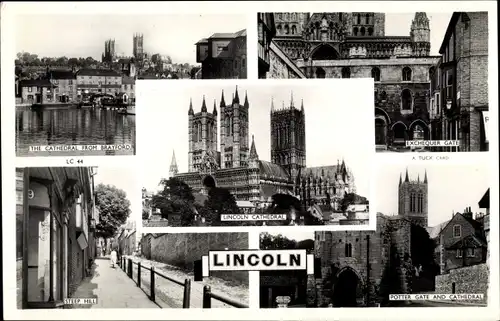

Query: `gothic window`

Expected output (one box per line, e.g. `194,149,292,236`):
357,14,361,24
453,225,462,238
410,192,416,212
365,13,370,24
285,25,290,34
197,122,202,142
291,25,297,35
341,67,351,78
353,27,358,36
402,67,412,81
345,243,353,257
371,67,381,81
417,193,424,213
401,89,412,110
360,27,365,36
225,116,230,135
277,25,282,34
368,27,374,36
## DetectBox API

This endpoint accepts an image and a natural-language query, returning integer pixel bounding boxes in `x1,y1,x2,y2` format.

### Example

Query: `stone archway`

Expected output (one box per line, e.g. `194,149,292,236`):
202,175,216,188
332,267,364,307
375,117,387,145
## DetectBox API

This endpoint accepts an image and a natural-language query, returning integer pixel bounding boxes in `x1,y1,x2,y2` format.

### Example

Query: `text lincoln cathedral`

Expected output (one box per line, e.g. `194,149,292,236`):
169,87,363,217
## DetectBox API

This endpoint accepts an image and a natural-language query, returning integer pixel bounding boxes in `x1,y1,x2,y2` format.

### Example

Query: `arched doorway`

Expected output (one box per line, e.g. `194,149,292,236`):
202,175,216,188
333,268,364,307
315,67,326,78
375,117,387,145
392,122,407,145
311,44,339,61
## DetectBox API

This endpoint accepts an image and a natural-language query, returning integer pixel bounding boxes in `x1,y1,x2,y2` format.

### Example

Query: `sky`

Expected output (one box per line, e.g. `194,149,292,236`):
375,163,491,227
15,14,247,65
94,166,140,224
15,12,452,64
138,79,374,197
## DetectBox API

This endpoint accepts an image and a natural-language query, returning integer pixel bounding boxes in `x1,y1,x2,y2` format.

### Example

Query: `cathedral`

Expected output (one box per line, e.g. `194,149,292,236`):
313,169,429,306
170,86,357,211
258,12,441,151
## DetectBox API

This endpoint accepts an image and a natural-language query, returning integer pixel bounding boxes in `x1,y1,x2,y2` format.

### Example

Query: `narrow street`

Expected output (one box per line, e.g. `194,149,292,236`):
65,257,159,309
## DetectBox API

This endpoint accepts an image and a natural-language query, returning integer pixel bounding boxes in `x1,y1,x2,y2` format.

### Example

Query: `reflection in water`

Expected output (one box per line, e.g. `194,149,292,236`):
16,107,136,156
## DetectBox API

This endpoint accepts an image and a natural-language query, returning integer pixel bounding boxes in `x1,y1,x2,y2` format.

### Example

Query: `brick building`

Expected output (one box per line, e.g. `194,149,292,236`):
48,70,77,102
75,68,122,98
195,29,247,79
259,12,441,151
432,12,489,152
16,167,99,309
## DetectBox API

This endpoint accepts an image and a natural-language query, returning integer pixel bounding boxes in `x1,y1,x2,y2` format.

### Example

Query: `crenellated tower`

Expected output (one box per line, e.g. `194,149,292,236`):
270,93,306,180
220,86,250,169
398,168,428,227
188,96,218,172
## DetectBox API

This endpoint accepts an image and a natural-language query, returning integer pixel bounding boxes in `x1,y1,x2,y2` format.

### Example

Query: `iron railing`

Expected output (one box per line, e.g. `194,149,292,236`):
120,256,247,308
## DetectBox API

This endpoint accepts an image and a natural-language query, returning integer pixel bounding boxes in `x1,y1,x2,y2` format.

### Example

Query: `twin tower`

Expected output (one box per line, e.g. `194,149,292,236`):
187,86,306,180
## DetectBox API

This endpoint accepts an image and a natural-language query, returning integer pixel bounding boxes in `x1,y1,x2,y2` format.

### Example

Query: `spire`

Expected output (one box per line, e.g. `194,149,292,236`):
244,90,249,108
212,99,217,115
290,91,294,108
405,168,409,182
249,134,258,160
233,86,240,104
188,98,194,115
424,169,427,183
169,150,178,176
220,89,226,107
399,173,402,186
301,99,304,112
201,95,207,112
271,97,274,112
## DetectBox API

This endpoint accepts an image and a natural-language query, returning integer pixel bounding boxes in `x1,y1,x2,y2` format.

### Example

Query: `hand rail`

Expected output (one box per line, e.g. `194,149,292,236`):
202,285,249,308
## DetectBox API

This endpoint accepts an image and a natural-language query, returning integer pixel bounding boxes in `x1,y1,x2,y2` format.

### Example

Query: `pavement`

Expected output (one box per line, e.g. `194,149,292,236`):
65,257,159,309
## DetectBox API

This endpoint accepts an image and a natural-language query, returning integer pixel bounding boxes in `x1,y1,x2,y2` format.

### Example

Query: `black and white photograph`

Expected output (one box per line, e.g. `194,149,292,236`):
16,166,141,309
139,80,373,228
258,163,491,308
258,12,490,152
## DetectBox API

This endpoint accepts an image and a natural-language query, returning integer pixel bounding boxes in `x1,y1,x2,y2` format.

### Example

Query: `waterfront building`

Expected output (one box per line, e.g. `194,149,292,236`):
18,79,56,104
48,70,77,102
75,69,123,98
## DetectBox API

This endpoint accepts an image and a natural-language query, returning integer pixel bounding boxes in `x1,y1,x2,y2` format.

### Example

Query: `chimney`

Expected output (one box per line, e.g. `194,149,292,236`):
462,206,473,220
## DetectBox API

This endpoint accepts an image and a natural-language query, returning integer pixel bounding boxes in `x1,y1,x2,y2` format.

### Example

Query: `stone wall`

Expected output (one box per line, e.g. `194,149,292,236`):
143,233,249,284
435,263,489,304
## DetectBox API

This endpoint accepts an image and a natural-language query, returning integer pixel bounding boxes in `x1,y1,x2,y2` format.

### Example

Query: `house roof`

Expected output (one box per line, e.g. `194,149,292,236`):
430,212,484,239
427,219,450,239
446,234,487,249
77,68,121,77
19,79,54,88
49,70,75,79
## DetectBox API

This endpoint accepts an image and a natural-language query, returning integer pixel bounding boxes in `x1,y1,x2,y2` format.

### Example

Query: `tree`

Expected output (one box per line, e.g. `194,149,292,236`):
204,187,241,226
340,193,369,213
95,183,131,240
260,232,297,250
152,177,197,226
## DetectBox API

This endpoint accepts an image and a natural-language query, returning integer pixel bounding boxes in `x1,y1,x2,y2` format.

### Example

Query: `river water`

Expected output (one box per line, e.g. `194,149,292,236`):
16,107,136,156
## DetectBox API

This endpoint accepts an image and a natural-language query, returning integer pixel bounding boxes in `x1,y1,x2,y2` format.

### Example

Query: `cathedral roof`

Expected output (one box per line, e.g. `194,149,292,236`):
302,165,340,178
258,161,290,181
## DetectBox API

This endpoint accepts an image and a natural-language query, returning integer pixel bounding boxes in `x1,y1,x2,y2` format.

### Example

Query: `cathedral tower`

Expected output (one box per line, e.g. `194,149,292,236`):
398,168,428,227
169,150,178,177
133,33,144,60
220,87,250,169
270,93,306,180
188,96,218,172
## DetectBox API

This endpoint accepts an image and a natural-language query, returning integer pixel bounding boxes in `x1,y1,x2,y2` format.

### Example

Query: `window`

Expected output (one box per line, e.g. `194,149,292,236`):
467,248,475,257
365,13,370,24
28,87,33,92
357,14,361,24
353,27,358,36
360,27,365,36
341,67,351,78
292,25,297,35
284,25,289,34
371,67,381,81
417,193,424,213
402,67,412,81
344,243,353,257
368,27,373,36
456,249,463,258
410,193,416,212
401,89,412,110
453,225,462,238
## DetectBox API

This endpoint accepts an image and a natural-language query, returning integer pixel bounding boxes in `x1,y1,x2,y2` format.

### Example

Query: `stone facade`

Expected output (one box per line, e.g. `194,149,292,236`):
141,233,248,284
263,12,441,151
174,87,357,209
435,263,489,304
